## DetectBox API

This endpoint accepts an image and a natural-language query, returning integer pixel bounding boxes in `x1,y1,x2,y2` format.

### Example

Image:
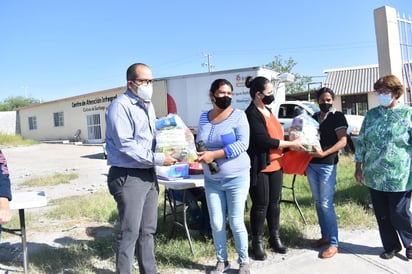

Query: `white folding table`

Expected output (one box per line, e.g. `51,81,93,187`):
3,191,48,274
158,175,204,255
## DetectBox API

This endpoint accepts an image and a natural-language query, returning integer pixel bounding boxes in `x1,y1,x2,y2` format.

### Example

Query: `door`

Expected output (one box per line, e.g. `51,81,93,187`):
87,114,102,143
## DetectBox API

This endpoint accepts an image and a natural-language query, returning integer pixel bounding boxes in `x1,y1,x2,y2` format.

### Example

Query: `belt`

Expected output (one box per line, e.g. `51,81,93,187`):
113,166,155,172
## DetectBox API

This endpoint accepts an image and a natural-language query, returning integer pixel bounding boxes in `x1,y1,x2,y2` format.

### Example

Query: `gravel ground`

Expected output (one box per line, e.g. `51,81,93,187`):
0,143,113,272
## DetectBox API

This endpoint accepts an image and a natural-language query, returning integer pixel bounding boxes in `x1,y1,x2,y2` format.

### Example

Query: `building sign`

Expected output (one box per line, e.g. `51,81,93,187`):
235,74,247,87
71,95,118,112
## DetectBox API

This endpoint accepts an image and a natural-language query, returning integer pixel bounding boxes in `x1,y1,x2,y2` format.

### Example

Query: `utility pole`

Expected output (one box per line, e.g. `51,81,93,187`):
21,85,29,98
202,53,214,72
307,82,322,101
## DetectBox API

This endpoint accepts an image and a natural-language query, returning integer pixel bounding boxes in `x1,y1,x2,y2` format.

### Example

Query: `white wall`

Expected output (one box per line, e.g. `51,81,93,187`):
0,111,17,135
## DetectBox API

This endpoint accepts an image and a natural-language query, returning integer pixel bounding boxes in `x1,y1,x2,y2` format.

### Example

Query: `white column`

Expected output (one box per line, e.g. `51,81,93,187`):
374,6,403,81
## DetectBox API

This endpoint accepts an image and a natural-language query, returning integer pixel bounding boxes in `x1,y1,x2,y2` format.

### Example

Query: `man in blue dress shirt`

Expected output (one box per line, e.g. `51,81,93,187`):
106,63,177,274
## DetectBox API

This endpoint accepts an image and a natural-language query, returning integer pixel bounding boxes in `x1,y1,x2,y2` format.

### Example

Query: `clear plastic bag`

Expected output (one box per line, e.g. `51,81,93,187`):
155,114,198,163
288,113,321,151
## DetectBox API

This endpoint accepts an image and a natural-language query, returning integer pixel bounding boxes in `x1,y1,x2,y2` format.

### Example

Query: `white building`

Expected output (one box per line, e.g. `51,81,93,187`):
17,87,122,143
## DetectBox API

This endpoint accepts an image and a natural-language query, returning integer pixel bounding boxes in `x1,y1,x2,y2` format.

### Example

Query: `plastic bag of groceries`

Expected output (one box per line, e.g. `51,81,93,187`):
155,114,198,164
288,113,321,151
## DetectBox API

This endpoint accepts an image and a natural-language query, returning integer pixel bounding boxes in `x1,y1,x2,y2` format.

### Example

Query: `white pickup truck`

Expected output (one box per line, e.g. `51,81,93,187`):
270,100,364,152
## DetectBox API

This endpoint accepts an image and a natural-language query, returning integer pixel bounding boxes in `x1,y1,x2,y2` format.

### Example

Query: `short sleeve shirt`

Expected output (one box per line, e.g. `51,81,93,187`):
310,111,348,165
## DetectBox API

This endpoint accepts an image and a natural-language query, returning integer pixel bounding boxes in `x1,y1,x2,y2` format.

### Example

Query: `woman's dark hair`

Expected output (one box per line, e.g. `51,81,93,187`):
210,78,233,94
316,87,335,101
245,76,270,98
373,74,404,99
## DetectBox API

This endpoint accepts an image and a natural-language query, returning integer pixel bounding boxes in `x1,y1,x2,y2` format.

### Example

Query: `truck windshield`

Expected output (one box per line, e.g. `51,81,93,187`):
303,102,320,113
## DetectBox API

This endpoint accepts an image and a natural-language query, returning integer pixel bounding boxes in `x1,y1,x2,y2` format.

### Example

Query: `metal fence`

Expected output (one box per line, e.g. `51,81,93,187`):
398,12,412,100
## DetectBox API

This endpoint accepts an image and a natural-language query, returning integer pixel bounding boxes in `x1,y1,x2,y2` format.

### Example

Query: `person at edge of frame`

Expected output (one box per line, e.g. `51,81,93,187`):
0,149,12,240
355,74,412,260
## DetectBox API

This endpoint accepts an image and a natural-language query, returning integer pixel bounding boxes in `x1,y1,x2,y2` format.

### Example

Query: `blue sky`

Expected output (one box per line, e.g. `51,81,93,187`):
0,0,411,102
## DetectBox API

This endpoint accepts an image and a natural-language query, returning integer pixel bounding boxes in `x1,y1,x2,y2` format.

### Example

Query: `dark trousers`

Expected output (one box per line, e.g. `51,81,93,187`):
370,188,412,251
108,166,159,274
249,169,283,236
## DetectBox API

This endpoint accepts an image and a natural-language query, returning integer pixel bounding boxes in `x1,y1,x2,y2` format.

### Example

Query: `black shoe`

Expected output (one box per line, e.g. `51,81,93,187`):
380,248,402,259
252,236,267,260
269,236,288,254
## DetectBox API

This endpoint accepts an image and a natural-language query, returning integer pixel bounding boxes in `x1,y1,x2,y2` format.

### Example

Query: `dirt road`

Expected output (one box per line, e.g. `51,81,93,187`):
3,143,109,200
0,143,114,271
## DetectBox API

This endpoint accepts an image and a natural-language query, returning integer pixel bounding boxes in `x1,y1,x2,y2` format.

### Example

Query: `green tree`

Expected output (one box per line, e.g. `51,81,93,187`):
0,96,40,111
265,55,313,94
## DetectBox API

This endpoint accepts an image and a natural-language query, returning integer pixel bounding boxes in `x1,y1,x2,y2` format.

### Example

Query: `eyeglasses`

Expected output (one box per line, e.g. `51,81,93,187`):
134,79,153,86
375,88,392,95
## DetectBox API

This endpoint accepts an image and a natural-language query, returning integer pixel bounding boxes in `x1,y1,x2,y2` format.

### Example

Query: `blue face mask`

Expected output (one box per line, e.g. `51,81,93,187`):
377,93,393,107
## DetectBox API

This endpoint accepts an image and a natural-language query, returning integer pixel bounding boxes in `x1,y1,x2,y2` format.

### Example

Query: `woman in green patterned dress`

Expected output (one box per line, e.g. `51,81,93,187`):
355,74,412,260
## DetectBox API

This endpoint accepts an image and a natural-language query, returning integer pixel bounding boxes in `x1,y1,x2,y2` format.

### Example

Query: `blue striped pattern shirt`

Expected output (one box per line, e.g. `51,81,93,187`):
196,109,250,179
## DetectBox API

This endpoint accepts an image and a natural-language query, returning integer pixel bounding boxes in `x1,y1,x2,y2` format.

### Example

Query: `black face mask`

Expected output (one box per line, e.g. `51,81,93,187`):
214,96,232,109
319,103,333,113
262,94,275,105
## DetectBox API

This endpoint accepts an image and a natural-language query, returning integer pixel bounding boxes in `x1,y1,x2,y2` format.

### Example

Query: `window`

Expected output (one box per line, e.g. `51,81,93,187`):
28,116,37,130
341,95,368,116
279,103,313,118
53,112,64,127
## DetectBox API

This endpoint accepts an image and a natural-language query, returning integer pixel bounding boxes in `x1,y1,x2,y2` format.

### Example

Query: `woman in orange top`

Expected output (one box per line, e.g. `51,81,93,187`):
245,76,304,260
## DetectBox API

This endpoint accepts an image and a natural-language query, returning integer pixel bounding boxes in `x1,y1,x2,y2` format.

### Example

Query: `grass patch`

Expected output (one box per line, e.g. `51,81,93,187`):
47,191,117,222
29,242,116,274
0,133,38,147
1,213,36,241
21,172,79,187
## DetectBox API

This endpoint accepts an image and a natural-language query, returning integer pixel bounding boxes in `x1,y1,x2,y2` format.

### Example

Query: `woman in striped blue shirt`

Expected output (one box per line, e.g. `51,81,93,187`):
196,79,251,274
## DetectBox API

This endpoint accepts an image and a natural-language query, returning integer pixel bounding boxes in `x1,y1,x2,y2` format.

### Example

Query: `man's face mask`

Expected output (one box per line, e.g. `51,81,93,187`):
133,82,153,103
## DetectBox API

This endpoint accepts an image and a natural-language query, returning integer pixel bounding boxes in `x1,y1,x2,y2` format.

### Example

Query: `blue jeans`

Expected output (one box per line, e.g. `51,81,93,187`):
204,173,250,264
306,163,339,247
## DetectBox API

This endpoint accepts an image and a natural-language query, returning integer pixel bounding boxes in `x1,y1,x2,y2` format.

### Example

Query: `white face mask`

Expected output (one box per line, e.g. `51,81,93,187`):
377,93,393,107
133,83,153,103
